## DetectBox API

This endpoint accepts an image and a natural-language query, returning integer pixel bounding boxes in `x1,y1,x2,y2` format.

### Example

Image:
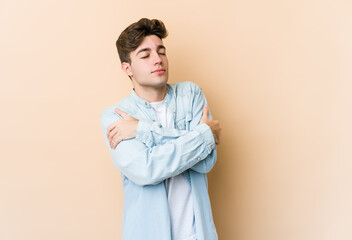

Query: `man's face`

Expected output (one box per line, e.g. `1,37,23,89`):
122,35,169,92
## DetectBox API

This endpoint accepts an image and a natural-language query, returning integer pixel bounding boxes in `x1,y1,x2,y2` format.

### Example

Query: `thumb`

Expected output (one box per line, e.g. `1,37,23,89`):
115,108,130,119
200,105,209,123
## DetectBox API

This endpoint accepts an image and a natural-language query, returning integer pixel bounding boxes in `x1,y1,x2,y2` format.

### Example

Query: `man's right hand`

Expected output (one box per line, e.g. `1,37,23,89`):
200,106,221,145
107,109,139,149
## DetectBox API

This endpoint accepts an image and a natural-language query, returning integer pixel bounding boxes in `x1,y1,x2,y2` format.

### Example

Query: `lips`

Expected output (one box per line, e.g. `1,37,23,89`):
152,68,166,74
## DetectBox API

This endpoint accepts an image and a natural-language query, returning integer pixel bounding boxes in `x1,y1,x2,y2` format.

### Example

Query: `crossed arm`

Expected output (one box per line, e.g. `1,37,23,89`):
107,106,221,149
101,90,221,185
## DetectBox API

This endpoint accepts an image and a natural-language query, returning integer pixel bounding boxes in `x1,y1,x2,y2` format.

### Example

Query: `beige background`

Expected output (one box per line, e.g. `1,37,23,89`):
1,0,351,239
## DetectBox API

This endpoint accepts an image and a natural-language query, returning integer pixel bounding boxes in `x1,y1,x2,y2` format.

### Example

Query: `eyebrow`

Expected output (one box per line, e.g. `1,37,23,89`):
135,45,166,56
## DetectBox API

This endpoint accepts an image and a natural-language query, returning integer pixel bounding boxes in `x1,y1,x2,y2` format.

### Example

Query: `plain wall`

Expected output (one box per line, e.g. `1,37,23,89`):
1,0,351,239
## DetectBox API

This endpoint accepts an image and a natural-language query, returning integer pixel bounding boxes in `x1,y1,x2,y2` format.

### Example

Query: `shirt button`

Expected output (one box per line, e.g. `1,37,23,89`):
139,138,142,141
211,145,214,149
197,157,201,161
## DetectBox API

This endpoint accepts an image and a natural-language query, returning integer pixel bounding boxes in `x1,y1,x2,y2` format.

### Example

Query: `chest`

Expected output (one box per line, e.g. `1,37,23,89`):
133,94,194,131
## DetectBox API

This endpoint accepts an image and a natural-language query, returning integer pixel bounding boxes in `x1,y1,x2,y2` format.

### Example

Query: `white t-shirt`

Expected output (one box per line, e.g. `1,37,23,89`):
150,101,196,240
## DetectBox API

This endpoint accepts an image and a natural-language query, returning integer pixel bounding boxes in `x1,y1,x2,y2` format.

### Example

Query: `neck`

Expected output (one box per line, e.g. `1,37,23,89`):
133,85,167,103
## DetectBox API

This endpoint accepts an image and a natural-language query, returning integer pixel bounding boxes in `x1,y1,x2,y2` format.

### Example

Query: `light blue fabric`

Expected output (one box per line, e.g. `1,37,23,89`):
100,81,218,240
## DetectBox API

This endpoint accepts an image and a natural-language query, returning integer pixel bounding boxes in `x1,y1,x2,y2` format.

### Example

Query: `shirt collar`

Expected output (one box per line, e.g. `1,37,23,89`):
130,84,173,108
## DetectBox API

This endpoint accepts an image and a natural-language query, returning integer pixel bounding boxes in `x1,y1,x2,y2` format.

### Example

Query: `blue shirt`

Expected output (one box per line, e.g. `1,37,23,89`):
100,81,218,240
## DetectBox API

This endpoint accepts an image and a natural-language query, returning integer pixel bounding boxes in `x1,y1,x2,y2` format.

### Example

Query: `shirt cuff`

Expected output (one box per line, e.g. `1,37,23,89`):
195,123,216,153
135,119,160,147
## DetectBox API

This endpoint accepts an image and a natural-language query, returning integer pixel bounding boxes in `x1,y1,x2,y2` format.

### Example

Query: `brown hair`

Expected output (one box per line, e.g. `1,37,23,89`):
116,18,168,63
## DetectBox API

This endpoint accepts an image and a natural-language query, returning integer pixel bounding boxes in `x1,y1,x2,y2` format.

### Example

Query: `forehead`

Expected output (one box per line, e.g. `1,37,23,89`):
135,35,164,51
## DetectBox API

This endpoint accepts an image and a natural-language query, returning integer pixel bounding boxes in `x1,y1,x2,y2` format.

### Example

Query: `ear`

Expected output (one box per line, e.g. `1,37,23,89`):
121,62,133,77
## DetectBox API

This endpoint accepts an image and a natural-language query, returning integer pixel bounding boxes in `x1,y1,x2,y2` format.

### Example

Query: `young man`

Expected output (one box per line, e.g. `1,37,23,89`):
100,18,221,240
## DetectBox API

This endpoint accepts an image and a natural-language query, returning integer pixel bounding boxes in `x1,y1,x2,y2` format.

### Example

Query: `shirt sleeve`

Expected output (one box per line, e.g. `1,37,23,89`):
100,108,215,186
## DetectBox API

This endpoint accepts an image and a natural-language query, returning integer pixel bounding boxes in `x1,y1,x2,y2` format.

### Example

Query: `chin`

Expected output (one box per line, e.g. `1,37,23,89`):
154,78,168,87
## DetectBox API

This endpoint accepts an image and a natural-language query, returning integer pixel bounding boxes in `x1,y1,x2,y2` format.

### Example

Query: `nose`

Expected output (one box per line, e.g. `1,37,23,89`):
153,52,162,65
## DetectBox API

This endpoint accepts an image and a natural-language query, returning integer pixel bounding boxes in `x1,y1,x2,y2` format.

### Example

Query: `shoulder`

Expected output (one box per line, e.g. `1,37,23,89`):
100,104,120,129
171,81,202,96
100,94,136,126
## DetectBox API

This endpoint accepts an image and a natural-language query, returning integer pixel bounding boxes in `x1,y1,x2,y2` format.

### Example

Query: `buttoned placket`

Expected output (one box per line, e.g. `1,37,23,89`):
166,96,177,130
142,101,158,122
164,92,194,187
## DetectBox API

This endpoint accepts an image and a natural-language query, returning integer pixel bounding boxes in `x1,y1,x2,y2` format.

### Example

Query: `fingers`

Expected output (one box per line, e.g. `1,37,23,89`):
203,105,209,117
107,127,118,143
108,127,122,149
115,108,130,119
200,105,209,124
110,136,122,149
107,123,116,133
214,132,220,145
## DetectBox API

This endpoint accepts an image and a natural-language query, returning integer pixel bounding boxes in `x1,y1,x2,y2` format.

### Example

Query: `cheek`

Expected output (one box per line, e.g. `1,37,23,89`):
133,66,149,79
130,64,142,75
